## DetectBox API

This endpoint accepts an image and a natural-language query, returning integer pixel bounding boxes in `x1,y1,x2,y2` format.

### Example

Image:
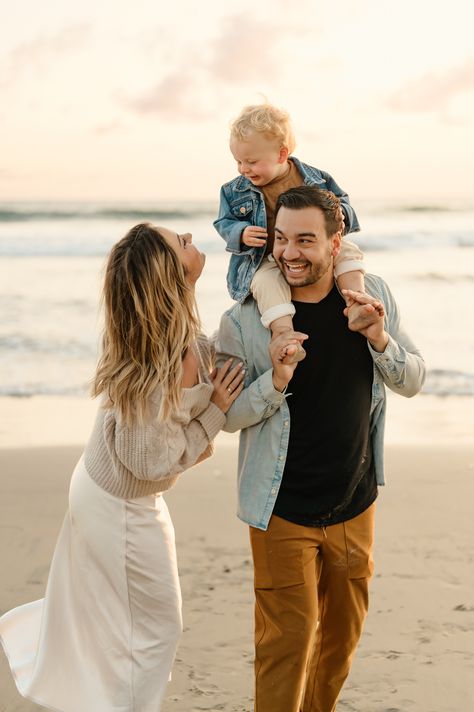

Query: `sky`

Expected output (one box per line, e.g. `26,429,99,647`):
1,0,473,202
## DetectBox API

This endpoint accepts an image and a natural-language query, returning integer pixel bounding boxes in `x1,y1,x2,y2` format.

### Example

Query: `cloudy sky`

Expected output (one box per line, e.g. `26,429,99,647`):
1,0,473,202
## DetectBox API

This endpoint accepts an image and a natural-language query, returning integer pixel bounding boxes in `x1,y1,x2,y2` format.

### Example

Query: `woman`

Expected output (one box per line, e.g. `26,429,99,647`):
0,223,244,711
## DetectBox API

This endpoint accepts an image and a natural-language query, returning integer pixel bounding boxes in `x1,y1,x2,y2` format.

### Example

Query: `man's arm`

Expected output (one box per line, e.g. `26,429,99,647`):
343,284,426,398
214,309,300,432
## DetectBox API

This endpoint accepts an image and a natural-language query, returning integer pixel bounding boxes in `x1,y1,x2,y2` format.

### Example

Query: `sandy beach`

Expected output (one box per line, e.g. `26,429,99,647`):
0,396,473,712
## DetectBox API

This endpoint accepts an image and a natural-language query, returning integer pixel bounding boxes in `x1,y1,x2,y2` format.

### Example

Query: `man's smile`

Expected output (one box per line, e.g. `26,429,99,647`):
282,261,310,274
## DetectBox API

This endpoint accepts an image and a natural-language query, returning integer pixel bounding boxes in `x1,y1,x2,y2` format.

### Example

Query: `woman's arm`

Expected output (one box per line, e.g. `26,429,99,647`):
114,389,226,481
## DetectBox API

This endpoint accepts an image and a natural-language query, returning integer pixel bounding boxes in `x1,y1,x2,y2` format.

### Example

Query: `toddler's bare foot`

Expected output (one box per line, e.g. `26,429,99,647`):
346,302,380,331
271,327,306,364
280,341,306,364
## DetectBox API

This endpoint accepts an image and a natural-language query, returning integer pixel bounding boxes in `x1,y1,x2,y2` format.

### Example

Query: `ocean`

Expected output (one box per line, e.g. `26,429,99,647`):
0,200,473,398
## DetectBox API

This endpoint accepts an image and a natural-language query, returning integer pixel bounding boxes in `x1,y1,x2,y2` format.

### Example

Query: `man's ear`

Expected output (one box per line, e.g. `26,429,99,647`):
278,146,289,164
331,231,342,258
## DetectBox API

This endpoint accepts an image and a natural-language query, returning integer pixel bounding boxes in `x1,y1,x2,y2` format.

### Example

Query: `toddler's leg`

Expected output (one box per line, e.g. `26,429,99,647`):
251,257,306,363
335,239,379,331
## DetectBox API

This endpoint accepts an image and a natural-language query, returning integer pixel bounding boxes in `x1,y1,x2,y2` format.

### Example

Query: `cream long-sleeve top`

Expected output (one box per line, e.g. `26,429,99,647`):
84,338,226,499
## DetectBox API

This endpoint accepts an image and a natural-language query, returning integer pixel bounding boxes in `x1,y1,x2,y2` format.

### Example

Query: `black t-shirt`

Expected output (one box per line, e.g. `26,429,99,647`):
272,286,377,527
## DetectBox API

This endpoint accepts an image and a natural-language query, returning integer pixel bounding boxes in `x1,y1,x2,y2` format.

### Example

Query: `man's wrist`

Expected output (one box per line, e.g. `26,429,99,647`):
272,372,288,392
369,331,389,353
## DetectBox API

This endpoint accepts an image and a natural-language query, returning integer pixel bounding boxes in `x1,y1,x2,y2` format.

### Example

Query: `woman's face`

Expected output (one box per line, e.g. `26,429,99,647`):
159,226,206,285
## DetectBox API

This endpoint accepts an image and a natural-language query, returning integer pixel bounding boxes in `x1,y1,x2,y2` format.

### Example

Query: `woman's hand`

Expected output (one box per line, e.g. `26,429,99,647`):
210,358,246,413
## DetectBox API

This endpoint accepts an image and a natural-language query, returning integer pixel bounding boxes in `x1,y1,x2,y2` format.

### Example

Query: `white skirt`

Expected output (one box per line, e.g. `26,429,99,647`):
0,456,183,712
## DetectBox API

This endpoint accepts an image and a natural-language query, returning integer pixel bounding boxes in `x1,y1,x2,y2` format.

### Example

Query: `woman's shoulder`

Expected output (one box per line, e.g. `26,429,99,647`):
195,332,215,375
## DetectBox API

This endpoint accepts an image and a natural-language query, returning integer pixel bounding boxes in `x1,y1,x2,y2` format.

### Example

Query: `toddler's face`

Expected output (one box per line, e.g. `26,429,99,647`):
230,133,288,187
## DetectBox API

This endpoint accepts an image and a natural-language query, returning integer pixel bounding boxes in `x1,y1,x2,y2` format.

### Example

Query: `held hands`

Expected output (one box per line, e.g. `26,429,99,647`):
269,330,308,392
342,289,389,353
210,359,246,413
242,225,268,248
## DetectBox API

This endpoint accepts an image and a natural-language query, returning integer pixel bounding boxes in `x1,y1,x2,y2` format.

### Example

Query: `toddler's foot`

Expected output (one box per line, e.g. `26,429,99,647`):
346,302,381,331
281,341,306,364
271,326,306,365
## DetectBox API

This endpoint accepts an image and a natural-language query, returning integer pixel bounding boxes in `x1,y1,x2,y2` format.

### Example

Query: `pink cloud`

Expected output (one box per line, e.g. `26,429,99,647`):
122,11,306,120
387,56,474,112
122,71,211,120
0,25,91,87
208,14,281,83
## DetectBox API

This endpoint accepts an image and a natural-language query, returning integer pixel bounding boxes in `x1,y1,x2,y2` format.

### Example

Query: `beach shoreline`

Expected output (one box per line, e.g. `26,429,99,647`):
0,392,472,450
0,439,473,711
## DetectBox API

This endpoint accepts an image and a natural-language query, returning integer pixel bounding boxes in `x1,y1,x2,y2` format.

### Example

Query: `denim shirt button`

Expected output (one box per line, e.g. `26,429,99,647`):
284,420,289,427
271,487,277,495
278,455,284,461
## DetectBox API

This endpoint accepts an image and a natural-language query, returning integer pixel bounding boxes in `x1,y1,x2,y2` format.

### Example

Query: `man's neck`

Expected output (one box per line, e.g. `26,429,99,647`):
290,273,335,304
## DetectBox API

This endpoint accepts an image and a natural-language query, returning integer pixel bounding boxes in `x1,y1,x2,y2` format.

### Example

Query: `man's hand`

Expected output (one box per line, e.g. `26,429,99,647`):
269,330,308,391
342,289,389,353
242,225,268,248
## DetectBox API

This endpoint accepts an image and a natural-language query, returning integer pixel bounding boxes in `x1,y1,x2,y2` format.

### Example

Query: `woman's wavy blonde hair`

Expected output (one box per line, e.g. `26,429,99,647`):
92,223,200,425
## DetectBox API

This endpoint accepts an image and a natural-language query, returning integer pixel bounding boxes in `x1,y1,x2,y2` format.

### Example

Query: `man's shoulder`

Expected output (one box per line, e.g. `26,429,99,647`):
222,298,259,322
365,273,390,298
220,299,263,339
365,274,398,323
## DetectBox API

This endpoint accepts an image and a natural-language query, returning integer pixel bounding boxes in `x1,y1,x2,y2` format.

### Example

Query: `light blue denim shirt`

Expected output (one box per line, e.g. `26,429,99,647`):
214,274,426,531
213,157,361,302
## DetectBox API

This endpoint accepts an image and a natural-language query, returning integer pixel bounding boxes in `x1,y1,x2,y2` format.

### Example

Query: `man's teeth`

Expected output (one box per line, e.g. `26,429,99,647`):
286,264,307,272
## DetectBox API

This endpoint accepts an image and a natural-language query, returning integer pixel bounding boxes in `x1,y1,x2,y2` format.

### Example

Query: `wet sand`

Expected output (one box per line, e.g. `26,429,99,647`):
1,434,473,711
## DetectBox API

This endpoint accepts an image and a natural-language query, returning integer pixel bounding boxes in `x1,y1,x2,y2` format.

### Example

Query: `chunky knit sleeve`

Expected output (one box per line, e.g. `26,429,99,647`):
113,385,225,481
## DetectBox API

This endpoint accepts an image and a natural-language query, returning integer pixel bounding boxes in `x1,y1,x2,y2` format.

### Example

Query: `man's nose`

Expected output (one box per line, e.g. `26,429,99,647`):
283,242,300,260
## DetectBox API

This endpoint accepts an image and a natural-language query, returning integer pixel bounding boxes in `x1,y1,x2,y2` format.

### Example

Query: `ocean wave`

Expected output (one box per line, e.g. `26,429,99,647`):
1,368,473,399
391,205,464,213
0,335,96,357
422,369,474,397
0,205,216,222
355,232,474,251
2,231,473,257
414,272,474,282
0,383,89,397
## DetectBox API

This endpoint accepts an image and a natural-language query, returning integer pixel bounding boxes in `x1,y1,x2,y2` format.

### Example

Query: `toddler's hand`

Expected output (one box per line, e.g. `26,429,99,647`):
242,226,268,248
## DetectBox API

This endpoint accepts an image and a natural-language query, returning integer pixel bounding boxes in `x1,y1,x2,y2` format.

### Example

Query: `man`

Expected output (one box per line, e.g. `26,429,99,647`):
215,186,425,712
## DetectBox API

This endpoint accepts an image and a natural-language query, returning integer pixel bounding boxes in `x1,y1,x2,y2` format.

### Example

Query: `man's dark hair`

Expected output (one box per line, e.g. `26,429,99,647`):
275,186,343,237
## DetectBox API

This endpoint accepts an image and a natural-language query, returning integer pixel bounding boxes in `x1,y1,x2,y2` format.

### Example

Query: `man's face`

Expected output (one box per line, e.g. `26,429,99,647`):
273,206,340,288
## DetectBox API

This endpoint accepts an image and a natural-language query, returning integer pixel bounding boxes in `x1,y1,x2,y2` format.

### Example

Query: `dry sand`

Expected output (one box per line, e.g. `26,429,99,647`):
0,399,473,711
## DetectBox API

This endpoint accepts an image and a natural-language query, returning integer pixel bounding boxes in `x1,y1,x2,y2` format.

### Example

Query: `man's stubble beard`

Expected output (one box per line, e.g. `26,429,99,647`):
276,254,333,289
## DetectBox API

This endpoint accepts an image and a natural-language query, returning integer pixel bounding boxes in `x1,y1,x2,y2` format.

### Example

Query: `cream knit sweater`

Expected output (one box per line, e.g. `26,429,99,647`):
84,337,226,498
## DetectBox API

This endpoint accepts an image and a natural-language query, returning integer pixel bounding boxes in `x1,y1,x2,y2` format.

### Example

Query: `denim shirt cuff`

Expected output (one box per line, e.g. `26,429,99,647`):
368,334,405,374
226,223,249,253
257,369,287,406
